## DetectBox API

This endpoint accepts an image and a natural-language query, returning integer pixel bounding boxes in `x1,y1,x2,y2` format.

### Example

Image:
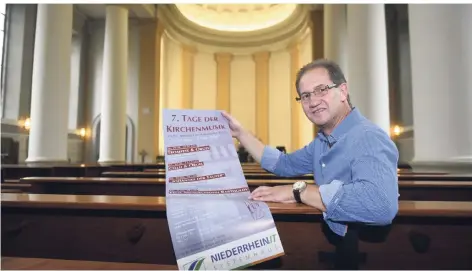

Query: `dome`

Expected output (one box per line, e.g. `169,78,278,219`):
174,4,298,32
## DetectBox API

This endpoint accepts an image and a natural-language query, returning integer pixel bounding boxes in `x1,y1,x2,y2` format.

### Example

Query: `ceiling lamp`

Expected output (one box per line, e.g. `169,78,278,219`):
175,4,298,32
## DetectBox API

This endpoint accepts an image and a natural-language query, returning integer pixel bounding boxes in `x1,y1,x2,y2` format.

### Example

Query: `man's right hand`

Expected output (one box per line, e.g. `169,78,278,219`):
220,111,265,163
221,111,244,139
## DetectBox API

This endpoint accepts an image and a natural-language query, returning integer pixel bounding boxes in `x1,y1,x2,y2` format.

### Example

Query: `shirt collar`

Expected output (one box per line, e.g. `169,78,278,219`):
317,107,364,145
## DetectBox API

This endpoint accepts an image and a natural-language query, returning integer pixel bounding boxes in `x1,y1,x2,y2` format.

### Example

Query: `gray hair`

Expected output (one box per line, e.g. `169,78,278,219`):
295,59,352,108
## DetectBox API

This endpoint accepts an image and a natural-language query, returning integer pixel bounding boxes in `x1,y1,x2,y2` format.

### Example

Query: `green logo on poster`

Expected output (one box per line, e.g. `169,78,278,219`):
185,257,206,270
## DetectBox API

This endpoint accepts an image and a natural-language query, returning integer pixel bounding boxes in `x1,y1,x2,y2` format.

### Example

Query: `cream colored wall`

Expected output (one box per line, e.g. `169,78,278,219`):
193,51,217,110
158,33,183,155
134,22,157,164
268,50,291,150
298,30,314,148
162,34,183,110
230,56,256,135
158,34,166,156
127,22,141,162
154,38,314,154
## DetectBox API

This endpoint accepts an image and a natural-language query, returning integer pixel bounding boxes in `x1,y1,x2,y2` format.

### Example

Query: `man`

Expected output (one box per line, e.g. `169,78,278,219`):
222,59,399,268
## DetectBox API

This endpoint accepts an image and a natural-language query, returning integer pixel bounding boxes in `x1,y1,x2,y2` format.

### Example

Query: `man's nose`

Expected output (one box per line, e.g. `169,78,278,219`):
308,96,321,108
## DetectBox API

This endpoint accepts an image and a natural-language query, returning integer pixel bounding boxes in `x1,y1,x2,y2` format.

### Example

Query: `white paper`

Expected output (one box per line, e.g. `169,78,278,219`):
162,109,284,270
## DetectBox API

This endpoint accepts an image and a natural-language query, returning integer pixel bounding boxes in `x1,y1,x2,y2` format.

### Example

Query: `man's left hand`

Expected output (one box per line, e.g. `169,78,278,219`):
249,185,295,203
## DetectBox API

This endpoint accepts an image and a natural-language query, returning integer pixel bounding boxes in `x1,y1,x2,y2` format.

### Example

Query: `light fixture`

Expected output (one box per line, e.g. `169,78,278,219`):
391,125,403,137
77,128,88,138
19,117,31,130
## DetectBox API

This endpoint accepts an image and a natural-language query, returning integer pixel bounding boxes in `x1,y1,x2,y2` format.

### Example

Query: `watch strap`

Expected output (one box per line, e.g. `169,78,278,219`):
293,189,302,203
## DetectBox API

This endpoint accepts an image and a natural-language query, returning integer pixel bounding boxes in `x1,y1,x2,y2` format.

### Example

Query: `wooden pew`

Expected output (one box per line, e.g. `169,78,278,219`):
101,169,472,180
1,257,177,270
101,170,311,180
2,193,471,269
107,163,165,172
0,162,434,183
1,164,106,181
1,183,31,194
18,176,472,201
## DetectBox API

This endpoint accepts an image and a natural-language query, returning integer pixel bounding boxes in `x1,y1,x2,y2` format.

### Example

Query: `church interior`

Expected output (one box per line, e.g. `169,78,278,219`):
1,3,472,270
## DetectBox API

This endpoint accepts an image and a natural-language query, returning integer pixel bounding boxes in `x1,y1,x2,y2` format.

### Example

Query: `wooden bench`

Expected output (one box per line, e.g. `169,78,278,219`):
1,183,31,193
102,168,472,179
1,164,107,181
2,193,472,269
100,170,311,180
16,176,472,201
1,257,178,270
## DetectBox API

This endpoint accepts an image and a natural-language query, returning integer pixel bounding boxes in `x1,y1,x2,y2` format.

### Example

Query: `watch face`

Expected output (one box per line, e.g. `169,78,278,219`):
293,181,306,190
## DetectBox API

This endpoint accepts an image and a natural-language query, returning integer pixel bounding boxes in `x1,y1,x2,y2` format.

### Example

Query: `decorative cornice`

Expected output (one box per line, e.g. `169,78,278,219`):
253,51,271,62
158,4,311,55
214,52,233,63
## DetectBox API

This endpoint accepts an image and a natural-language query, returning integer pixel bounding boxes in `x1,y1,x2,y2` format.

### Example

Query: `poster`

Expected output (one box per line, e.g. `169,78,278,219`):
162,109,284,270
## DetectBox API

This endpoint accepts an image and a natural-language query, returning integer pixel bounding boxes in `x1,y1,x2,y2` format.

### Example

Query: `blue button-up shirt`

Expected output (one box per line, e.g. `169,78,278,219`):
260,108,399,236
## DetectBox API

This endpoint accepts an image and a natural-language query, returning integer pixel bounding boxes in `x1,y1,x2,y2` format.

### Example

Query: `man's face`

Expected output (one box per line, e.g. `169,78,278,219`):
298,68,348,127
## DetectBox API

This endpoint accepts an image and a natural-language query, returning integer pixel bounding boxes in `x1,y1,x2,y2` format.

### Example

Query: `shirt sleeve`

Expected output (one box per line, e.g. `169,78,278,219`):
260,141,315,177
319,130,400,225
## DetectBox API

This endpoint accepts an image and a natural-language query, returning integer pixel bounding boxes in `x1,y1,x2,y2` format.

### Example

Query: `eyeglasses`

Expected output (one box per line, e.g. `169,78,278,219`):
296,83,339,103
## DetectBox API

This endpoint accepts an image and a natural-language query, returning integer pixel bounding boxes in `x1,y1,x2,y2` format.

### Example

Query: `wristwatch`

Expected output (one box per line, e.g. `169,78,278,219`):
292,181,307,203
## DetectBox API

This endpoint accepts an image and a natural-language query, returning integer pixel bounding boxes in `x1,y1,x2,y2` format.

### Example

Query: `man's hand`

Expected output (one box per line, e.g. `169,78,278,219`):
250,184,327,212
221,111,265,162
221,111,244,139
249,185,296,204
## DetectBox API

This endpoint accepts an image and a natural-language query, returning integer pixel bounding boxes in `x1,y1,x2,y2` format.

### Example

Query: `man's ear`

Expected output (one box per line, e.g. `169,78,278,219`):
339,83,349,102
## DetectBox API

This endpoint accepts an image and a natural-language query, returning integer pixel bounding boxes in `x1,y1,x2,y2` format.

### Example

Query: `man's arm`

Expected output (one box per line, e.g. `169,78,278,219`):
314,131,399,225
222,111,314,177
236,130,265,163
237,130,315,177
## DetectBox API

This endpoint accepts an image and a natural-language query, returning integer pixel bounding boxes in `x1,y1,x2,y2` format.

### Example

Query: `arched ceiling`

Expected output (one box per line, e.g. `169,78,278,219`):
158,4,312,51
174,4,298,32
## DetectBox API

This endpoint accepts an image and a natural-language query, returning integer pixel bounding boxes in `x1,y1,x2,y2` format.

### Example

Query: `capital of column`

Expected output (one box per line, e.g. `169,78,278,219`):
182,44,197,56
214,52,233,64
252,51,270,63
157,21,165,38
287,42,299,56
307,18,314,31
105,4,130,10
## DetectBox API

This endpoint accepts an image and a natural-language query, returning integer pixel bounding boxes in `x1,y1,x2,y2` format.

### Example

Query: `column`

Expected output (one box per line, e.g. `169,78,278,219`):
310,9,324,60
408,4,472,170
98,5,129,164
2,4,36,121
289,43,300,152
324,4,348,73
181,44,196,109
253,51,270,144
25,4,73,165
347,4,390,134
214,52,233,112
